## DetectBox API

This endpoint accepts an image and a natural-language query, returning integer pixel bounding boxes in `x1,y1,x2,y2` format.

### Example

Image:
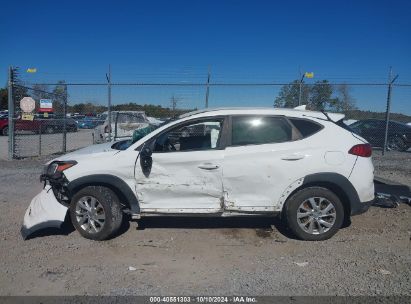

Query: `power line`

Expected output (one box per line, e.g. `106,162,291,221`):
17,82,408,86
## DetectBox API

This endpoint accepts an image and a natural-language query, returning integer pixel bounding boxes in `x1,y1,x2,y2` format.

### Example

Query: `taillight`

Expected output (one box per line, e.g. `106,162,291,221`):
349,144,372,157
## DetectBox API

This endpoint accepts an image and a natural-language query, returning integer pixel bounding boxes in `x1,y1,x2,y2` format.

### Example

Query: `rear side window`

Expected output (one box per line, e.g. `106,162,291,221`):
289,118,323,138
231,116,292,146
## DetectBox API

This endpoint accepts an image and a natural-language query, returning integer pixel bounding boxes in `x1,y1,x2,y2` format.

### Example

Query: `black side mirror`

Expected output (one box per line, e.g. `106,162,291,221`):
140,146,152,158
140,145,153,177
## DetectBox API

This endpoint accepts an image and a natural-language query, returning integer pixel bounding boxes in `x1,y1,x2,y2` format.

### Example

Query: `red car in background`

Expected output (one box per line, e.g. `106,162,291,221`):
0,115,8,136
0,115,78,136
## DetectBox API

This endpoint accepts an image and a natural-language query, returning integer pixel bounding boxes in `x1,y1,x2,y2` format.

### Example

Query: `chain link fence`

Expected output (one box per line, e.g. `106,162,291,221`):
4,70,411,159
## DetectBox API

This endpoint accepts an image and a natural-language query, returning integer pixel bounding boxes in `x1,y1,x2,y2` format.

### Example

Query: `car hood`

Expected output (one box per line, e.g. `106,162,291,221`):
49,142,118,162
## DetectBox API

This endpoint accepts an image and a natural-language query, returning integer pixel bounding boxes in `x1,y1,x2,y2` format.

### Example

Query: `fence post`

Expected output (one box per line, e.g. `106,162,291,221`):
62,84,67,153
382,67,399,155
39,125,42,156
114,112,118,140
205,66,211,108
7,66,14,160
107,64,112,142
298,72,304,106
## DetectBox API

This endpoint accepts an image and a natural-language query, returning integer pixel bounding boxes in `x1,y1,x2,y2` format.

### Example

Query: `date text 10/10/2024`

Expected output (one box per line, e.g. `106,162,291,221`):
149,297,257,303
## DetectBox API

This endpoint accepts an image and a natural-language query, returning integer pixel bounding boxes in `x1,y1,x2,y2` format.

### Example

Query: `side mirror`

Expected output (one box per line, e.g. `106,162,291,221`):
140,146,152,158
140,144,153,176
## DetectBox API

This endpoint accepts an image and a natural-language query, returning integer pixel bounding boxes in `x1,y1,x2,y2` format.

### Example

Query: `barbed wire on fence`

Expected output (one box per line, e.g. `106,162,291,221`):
6,77,411,159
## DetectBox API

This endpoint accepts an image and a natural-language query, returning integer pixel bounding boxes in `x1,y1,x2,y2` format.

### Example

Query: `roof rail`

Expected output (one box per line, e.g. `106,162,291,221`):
179,107,278,118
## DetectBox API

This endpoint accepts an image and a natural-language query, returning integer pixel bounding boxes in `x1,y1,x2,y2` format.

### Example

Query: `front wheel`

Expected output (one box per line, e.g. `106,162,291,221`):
69,186,123,240
1,126,8,136
283,187,344,241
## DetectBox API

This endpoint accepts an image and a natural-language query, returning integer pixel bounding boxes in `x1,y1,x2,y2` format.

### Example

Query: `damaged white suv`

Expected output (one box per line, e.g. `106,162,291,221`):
22,107,375,241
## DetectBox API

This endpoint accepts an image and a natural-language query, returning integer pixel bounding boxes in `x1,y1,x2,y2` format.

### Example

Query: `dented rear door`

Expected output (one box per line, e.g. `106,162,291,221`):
222,115,310,212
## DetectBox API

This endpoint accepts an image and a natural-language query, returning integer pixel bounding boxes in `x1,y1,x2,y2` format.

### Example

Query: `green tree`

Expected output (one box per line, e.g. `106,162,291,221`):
71,103,85,114
329,84,357,112
308,80,333,111
31,84,50,111
51,81,67,114
274,80,310,108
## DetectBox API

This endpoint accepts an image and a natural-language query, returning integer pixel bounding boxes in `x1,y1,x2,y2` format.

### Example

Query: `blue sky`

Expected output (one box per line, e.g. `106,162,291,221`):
1,0,410,113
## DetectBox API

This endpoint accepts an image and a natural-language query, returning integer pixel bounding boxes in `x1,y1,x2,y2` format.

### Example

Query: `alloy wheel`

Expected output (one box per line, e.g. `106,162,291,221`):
296,197,336,235
387,136,405,151
75,196,106,233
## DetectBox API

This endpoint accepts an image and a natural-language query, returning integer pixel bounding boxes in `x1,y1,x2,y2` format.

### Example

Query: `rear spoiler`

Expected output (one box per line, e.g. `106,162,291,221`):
294,105,345,122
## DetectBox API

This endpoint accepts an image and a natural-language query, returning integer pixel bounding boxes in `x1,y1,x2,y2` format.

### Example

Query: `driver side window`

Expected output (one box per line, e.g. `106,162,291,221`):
154,119,223,152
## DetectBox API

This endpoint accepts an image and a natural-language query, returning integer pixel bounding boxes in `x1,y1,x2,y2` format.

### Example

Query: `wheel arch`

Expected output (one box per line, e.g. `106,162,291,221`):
1,124,8,135
281,173,363,225
66,174,140,214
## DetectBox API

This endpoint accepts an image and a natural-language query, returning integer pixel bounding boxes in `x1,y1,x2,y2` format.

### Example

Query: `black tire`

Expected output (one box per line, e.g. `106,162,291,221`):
283,187,344,241
1,126,8,136
387,136,407,152
69,186,123,241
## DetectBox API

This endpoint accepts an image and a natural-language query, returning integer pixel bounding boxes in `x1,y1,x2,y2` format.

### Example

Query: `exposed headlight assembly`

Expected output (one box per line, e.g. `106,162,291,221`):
41,161,77,181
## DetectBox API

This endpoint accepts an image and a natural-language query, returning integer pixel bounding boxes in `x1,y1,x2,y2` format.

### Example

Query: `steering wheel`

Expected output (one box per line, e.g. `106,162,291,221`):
163,138,176,151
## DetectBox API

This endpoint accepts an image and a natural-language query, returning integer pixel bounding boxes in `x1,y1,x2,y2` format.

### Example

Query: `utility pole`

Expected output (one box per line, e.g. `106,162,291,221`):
170,95,179,118
7,66,14,160
106,64,112,141
205,66,211,108
298,71,304,106
383,66,399,155
298,69,314,106
62,83,68,153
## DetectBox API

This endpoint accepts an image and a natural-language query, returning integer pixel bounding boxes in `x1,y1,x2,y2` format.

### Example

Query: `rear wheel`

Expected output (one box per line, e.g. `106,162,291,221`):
69,186,123,240
283,187,344,241
1,126,8,136
387,136,407,152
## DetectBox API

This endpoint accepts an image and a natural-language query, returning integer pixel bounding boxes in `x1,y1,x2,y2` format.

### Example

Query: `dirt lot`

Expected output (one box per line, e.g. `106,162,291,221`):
0,151,410,296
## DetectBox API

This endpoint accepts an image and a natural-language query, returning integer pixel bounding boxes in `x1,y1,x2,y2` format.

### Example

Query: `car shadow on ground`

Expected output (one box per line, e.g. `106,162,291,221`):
136,216,296,239
24,215,295,240
23,215,359,241
24,215,76,240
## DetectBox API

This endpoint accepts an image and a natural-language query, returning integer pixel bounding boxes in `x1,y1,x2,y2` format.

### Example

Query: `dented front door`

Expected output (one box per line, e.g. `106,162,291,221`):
135,150,224,212
135,118,226,213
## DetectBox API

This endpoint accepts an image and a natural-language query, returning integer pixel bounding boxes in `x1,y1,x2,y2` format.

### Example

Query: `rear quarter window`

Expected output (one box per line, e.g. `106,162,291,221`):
289,118,323,138
231,116,292,146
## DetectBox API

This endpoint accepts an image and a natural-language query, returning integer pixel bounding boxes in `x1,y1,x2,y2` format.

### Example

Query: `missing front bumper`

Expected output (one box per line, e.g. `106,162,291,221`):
21,186,68,240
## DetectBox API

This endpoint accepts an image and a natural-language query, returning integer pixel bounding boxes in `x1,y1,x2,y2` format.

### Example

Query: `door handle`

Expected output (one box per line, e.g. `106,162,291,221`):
281,155,305,161
198,163,219,170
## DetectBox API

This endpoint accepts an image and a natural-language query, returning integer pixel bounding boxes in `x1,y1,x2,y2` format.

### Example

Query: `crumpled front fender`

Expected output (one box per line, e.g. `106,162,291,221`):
21,186,68,240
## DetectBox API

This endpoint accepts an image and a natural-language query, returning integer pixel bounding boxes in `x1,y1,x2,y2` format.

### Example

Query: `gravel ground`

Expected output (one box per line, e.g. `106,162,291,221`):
0,150,410,296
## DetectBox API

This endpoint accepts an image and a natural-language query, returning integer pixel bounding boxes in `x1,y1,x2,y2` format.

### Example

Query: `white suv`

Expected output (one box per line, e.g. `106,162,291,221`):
22,107,375,241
